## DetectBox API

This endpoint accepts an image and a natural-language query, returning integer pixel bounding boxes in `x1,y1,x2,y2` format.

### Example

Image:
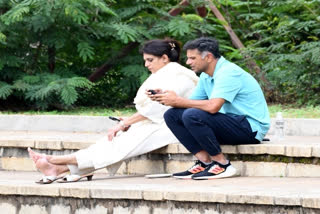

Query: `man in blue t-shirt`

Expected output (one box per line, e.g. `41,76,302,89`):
150,37,270,180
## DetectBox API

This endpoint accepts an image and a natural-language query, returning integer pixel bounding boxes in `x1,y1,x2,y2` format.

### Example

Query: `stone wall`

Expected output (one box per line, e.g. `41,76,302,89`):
0,195,318,214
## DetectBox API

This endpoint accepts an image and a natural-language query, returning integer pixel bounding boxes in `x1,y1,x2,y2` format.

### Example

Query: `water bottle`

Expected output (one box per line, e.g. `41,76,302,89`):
275,112,285,141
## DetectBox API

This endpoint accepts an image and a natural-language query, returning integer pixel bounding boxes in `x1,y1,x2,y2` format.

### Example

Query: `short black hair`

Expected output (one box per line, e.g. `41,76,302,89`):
140,39,181,62
183,37,221,58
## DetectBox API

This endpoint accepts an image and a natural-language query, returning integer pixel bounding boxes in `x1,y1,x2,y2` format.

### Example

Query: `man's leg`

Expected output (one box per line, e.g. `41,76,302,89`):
182,108,256,144
164,108,211,163
165,108,257,179
180,108,257,179
164,108,213,179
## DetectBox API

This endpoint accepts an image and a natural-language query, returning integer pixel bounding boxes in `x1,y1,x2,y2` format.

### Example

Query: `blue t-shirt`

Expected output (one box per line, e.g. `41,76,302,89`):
190,56,270,141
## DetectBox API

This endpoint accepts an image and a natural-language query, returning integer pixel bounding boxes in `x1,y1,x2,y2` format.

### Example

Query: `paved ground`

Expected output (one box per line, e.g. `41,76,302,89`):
1,170,320,198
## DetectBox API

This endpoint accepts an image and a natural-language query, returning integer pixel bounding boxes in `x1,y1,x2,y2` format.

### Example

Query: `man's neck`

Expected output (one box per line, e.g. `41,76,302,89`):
205,58,219,77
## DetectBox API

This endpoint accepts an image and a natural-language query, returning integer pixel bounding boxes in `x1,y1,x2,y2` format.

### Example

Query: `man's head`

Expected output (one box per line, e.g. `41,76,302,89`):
183,37,220,74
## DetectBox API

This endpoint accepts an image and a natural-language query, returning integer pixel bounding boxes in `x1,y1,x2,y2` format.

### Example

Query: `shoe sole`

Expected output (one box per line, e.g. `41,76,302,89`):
173,174,194,179
192,167,237,180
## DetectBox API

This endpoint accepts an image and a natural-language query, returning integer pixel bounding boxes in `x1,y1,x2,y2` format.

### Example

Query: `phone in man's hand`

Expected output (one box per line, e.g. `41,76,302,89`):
109,116,121,122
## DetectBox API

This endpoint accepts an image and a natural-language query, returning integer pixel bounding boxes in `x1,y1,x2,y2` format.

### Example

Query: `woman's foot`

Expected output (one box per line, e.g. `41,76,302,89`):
35,156,69,177
35,157,60,177
28,147,46,163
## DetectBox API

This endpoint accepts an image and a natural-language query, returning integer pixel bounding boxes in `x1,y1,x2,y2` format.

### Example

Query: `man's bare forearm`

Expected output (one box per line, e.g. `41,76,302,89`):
172,96,224,114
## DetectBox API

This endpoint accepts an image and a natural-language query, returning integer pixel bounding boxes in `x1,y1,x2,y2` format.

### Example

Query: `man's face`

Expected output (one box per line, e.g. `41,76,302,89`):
185,49,209,74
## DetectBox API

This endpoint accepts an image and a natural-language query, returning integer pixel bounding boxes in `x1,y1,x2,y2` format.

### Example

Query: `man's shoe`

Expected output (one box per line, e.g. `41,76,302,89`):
173,160,207,179
192,161,236,180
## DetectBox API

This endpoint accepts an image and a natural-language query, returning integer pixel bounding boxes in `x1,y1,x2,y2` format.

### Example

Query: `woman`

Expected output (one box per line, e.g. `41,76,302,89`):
28,39,198,184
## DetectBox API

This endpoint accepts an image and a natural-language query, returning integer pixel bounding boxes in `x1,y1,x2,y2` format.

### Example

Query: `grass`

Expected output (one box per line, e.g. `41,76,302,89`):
0,105,320,118
0,107,137,117
268,104,320,118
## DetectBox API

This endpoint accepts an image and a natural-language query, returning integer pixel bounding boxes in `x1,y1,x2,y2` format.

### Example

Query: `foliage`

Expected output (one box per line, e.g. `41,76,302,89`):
0,0,232,110
215,0,320,105
0,72,93,109
0,0,319,110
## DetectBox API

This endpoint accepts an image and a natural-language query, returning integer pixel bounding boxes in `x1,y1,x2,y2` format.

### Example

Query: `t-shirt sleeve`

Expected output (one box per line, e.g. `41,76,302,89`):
210,73,242,103
189,78,208,100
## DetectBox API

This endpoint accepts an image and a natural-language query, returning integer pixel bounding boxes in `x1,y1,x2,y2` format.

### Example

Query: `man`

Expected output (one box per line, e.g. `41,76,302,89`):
150,37,270,180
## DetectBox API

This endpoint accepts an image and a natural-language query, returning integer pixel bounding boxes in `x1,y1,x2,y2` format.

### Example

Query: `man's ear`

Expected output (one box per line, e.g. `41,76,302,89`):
161,54,169,63
206,52,216,62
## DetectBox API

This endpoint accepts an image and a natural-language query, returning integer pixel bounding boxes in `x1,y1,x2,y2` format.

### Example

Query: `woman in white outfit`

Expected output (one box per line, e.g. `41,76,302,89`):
28,39,198,184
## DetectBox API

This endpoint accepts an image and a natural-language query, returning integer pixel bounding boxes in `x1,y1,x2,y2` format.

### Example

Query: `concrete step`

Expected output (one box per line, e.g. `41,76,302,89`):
1,131,320,177
1,114,320,136
0,171,319,214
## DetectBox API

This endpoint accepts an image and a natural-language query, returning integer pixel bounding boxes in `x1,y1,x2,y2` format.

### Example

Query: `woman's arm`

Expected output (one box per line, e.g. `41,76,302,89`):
107,112,147,141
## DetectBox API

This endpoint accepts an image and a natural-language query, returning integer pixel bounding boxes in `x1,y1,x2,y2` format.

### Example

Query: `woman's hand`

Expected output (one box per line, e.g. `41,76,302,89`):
107,123,130,141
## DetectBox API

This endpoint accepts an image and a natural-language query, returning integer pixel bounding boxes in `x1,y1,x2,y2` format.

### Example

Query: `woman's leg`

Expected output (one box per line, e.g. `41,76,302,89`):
28,147,78,165
34,155,69,176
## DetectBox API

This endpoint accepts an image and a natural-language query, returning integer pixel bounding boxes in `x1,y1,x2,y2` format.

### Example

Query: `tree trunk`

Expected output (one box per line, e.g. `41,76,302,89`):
205,0,272,92
168,0,189,16
48,46,55,73
88,42,139,82
89,1,192,82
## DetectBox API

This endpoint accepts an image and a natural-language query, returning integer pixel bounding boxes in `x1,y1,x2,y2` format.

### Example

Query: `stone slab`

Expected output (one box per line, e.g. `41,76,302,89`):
0,131,319,158
1,115,320,135
269,118,320,136
0,171,320,209
0,115,117,133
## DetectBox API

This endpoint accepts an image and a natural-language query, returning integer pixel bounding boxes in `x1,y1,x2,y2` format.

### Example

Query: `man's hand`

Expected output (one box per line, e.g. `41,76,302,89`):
153,90,181,107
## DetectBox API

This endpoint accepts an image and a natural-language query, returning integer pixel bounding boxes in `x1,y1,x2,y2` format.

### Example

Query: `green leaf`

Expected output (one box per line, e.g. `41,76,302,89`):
77,42,95,62
112,23,139,43
0,82,13,99
1,5,30,25
85,0,117,16
61,85,78,105
168,18,191,37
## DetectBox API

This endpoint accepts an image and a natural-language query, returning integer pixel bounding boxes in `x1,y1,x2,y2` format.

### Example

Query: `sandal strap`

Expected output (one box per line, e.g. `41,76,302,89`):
62,174,81,182
41,176,57,182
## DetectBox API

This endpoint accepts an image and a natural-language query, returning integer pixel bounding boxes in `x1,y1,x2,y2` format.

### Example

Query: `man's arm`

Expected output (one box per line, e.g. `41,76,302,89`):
151,90,225,114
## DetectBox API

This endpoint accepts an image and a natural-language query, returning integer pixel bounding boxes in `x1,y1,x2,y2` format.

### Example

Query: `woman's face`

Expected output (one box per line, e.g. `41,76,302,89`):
143,53,169,73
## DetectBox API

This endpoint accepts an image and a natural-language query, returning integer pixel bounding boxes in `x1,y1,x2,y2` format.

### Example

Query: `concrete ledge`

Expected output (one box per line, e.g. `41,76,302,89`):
1,131,319,157
0,171,319,213
0,115,117,132
1,115,320,135
2,154,320,177
269,118,320,136
1,131,320,177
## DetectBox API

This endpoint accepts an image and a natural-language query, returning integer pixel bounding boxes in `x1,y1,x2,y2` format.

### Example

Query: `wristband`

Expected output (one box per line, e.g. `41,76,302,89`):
119,121,128,129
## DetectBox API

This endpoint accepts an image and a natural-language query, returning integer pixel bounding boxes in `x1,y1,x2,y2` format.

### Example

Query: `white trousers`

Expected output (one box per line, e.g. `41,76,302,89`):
68,121,177,175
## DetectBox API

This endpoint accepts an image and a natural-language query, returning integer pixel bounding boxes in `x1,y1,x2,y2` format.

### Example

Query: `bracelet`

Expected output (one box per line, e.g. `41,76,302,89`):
119,121,128,129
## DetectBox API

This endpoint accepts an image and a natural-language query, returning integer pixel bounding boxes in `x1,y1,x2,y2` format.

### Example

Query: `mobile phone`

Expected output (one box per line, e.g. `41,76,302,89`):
109,116,121,122
148,89,157,95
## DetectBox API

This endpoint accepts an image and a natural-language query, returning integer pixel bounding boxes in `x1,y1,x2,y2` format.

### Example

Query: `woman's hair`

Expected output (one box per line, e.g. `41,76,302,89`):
140,39,181,62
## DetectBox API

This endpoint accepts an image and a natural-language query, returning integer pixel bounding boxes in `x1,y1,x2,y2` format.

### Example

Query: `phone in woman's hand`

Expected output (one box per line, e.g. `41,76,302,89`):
109,116,121,122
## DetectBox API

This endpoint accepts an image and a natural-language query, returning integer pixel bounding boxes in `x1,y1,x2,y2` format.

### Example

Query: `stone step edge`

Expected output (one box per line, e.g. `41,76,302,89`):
1,138,320,158
0,180,319,209
1,115,320,136
2,156,320,177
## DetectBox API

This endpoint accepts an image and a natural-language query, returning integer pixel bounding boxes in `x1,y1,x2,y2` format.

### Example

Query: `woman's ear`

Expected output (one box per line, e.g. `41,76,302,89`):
161,54,169,63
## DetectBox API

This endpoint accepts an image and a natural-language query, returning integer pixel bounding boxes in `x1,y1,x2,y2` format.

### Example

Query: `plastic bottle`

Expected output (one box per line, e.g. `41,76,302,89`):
275,112,285,141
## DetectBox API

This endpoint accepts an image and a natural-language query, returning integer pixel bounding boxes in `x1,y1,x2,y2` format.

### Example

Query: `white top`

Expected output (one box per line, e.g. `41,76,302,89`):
134,62,198,123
